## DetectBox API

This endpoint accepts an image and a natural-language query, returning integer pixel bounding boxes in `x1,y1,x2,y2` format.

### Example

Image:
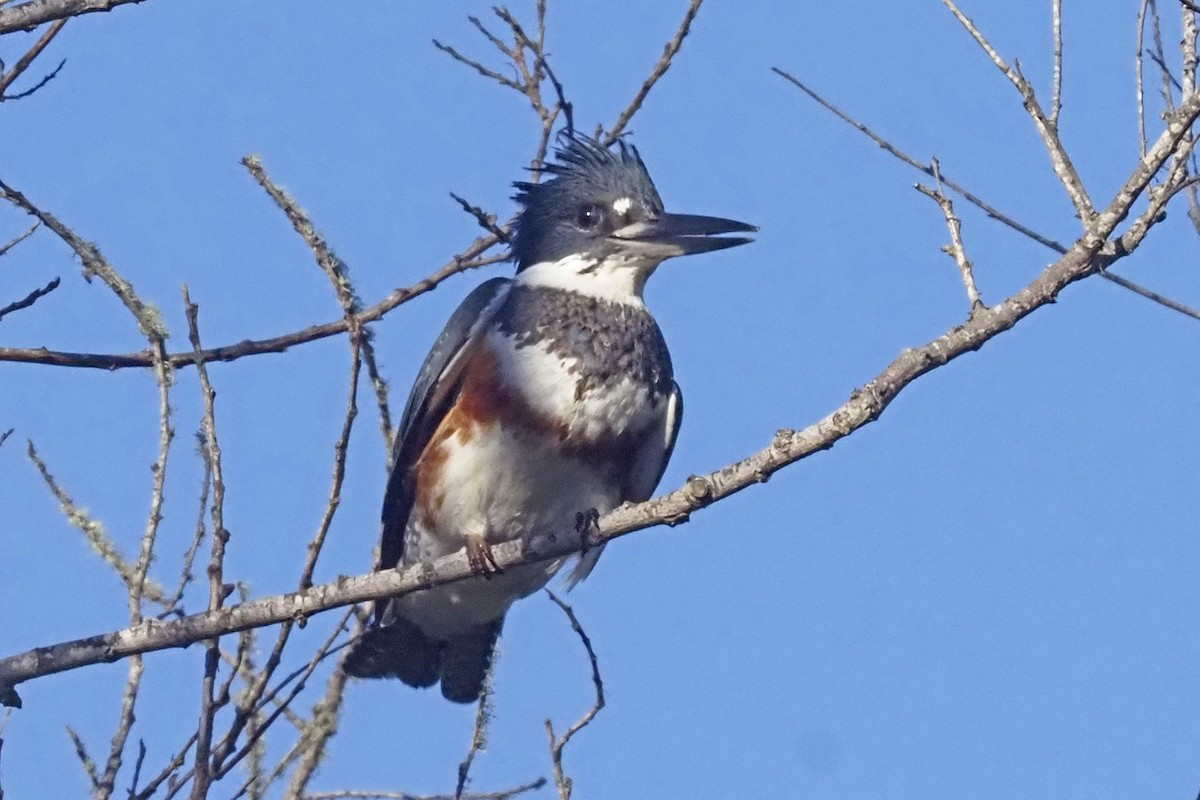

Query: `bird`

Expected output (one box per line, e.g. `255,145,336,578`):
343,132,756,703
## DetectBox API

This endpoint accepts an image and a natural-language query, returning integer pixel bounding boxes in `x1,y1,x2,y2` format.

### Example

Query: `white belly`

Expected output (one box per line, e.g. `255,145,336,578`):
397,424,622,637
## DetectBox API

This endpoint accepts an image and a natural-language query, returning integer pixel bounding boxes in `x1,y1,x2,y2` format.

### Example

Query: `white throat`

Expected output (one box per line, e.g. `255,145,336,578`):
515,253,654,306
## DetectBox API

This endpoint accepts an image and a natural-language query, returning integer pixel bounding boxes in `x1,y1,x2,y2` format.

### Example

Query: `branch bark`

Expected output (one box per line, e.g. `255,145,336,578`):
0,0,145,35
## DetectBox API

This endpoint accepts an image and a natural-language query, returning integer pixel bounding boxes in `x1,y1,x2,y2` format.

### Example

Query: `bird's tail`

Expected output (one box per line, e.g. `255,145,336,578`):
440,617,503,703
343,615,504,704
343,616,439,688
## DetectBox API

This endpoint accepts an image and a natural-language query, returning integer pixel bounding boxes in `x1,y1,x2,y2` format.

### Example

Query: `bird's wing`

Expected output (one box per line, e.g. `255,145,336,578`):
378,277,511,573
563,381,683,589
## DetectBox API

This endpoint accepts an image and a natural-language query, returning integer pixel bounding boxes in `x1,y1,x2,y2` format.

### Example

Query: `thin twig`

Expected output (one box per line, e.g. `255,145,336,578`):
65,726,100,790
941,0,1096,224
159,438,212,619
543,591,604,800
240,153,394,451
185,287,228,800
915,160,986,314
1050,0,1063,127
25,440,170,604
770,67,1070,253
607,0,703,142
0,222,37,257
302,780,547,800
772,66,1200,321
0,247,507,371
1138,0,1153,155
455,671,495,800
450,193,512,242
0,276,59,322
0,17,66,98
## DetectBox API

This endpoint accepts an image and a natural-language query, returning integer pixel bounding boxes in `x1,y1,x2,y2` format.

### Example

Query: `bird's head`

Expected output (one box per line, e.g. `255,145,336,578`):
511,133,755,300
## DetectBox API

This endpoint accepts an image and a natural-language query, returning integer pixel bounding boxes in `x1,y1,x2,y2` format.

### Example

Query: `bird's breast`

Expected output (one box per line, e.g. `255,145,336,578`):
491,284,674,445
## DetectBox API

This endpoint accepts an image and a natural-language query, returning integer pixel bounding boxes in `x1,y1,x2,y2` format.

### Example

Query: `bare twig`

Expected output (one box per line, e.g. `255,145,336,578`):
66,726,100,790
0,178,169,338
772,66,1200,321
240,154,394,450
0,276,59,322
771,67,1070,254
301,780,547,800
607,0,704,142
1181,4,1200,235
130,735,196,800
0,17,66,99
0,429,11,449
1138,0,1153,155
450,193,512,243
25,440,170,604
184,288,228,800
1050,0,1063,126
941,0,1096,224
915,160,985,314
0,222,37,257
543,591,604,800
0,244,507,371
455,671,495,800
159,439,212,619
126,740,147,800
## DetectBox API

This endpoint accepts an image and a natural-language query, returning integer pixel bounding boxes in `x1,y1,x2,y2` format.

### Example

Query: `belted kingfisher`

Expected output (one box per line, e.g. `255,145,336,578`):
343,133,755,702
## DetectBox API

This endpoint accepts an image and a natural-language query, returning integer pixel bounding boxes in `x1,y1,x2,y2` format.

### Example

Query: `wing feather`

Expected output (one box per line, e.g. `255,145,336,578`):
378,278,510,573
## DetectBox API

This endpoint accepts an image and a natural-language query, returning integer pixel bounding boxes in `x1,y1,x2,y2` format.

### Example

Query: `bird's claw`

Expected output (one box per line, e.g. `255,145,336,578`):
574,508,601,554
466,536,503,578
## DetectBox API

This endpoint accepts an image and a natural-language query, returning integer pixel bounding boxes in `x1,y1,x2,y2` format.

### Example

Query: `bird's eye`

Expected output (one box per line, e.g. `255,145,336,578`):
575,203,604,230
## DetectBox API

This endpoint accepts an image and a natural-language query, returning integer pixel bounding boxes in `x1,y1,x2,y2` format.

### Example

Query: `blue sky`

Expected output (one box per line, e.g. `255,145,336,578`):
2,1,1199,798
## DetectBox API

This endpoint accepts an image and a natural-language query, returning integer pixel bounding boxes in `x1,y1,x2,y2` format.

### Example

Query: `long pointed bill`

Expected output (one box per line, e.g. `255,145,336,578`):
609,212,758,258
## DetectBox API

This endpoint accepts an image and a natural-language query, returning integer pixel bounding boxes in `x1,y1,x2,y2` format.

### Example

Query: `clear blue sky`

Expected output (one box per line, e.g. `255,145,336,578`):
2,1,1199,798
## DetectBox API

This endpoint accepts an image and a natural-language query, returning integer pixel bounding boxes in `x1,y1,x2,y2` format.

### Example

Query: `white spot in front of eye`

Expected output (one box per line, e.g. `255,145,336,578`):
613,197,633,216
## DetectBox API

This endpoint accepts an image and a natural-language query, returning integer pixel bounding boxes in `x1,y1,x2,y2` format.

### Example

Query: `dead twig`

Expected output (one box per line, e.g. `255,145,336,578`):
1050,0,1063,127
0,222,37,258
0,17,66,100
915,160,985,314
0,245,507,371
941,0,1096,224
772,66,1200,322
607,0,704,143
301,780,547,800
184,287,228,800
543,591,604,800
0,276,59,322
455,670,496,800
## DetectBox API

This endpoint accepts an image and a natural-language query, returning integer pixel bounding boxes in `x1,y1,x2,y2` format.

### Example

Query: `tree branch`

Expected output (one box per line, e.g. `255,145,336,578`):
10,89,1198,703
0,0,146,35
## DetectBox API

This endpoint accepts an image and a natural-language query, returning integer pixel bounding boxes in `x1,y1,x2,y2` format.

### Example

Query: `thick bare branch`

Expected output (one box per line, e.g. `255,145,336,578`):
0,0,145,35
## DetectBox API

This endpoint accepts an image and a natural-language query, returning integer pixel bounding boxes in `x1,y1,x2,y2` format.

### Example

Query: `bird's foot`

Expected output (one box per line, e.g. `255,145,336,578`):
466,535,503,578
574,508,601,554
